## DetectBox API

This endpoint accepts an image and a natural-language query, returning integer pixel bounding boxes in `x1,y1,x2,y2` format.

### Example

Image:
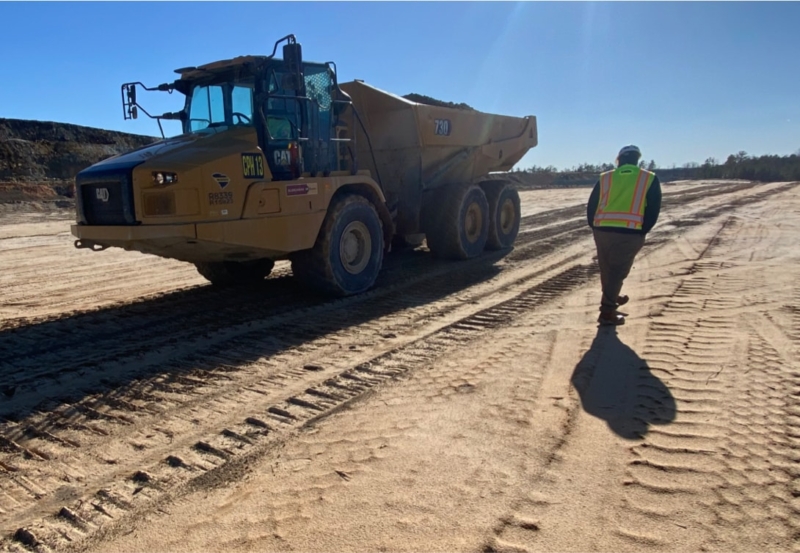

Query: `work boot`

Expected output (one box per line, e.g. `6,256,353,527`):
598,311,625,326
617,295,629,307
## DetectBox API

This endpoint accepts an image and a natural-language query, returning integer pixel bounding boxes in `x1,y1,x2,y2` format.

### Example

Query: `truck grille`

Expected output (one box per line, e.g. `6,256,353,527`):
78,172,136,225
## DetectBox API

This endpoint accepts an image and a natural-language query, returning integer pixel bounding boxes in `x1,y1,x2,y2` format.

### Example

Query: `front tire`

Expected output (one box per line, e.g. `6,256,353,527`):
291,194,384,297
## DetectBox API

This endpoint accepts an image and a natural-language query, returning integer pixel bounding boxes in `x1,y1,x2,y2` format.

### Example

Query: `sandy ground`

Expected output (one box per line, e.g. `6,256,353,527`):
0,180,798,553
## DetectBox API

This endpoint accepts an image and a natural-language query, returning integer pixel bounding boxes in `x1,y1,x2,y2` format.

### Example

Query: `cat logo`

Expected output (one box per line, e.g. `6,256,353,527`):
274,150,291,166
212,173,230,189
95,188,109,202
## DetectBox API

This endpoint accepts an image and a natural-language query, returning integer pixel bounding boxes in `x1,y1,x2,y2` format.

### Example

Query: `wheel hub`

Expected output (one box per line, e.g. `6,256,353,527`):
339,221,372,275
465,201,483,243
499,198,516,234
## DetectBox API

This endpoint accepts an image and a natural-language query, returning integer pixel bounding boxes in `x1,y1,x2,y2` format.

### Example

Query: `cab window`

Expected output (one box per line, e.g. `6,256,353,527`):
188,85,224,131
231,84,254,126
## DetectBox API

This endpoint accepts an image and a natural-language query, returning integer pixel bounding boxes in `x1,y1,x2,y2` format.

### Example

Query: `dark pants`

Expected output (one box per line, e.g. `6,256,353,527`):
592,228,645,312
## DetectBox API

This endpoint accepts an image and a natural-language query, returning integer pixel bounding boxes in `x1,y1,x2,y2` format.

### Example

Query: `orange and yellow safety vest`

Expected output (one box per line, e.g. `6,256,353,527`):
593,165,656,230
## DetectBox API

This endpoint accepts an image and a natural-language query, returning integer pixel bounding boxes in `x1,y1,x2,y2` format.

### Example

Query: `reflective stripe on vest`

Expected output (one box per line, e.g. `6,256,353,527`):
593,166,655,230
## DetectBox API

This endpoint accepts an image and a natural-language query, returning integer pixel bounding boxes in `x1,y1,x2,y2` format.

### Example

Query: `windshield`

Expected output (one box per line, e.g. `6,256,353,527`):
185,77,255,133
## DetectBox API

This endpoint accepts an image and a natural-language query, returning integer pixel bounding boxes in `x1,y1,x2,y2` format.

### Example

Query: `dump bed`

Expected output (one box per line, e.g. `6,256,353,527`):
339,80,537,233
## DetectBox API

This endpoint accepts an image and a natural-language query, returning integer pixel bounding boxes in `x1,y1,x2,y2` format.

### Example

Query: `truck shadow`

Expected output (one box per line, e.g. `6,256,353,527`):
570,327,676,440
0,246,512,427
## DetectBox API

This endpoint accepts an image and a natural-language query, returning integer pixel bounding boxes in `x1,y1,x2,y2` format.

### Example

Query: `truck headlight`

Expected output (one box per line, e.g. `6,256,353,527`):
153,172,178,185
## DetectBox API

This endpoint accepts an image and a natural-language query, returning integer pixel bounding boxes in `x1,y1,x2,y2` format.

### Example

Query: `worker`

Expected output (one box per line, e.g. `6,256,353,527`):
586,145,662,325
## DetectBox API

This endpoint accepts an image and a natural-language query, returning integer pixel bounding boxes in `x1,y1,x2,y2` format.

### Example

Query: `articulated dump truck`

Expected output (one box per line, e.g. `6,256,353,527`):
71,35,538,296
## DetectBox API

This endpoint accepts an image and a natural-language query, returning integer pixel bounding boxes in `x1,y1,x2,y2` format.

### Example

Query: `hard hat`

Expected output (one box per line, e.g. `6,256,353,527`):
618,145,642,158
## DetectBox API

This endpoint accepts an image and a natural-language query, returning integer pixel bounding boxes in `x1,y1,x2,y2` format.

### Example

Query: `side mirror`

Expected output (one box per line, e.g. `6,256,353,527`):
283,42,303,90
283,42,302,73
126,84,137,105
122,83,138,120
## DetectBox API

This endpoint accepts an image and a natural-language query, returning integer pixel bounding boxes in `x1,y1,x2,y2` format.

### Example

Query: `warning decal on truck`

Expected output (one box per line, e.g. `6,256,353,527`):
286,183,318,197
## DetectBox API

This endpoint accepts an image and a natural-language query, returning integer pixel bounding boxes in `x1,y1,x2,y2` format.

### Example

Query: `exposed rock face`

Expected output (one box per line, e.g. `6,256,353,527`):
0,118,158,205
0,118,157,183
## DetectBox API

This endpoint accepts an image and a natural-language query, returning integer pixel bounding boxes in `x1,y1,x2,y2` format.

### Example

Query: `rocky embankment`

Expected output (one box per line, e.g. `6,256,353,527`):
0,118,157,206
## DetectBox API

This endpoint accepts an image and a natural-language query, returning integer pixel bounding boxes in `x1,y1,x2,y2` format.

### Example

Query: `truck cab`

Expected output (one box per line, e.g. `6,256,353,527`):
72,34,535,298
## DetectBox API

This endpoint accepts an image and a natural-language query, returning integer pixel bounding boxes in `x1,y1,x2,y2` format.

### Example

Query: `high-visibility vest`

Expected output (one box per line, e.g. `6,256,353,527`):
593,165,656,230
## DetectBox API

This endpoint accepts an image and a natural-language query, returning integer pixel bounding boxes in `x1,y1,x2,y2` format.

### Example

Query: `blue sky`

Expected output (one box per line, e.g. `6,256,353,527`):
0,1,798,170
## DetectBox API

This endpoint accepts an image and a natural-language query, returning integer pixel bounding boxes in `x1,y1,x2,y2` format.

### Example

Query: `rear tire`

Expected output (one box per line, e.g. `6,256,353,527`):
425,184,489,260
484,182,521,250
291,194,384,297
195,259,275,286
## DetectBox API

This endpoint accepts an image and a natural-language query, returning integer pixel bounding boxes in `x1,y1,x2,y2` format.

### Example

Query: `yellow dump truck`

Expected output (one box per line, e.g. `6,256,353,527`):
71,35,538,296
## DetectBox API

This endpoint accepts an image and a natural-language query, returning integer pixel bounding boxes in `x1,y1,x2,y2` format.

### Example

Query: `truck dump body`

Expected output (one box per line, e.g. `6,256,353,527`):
339,80,537,234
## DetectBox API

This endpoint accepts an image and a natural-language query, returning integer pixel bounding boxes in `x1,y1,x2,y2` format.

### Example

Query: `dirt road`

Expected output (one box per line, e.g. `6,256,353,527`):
0,180,797,552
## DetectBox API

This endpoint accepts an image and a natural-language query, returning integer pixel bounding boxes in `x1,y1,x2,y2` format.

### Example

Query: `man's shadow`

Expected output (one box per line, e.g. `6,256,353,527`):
570,326,676,439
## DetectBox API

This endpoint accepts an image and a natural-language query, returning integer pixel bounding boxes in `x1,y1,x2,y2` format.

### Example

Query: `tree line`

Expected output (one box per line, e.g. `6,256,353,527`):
516,150,800,182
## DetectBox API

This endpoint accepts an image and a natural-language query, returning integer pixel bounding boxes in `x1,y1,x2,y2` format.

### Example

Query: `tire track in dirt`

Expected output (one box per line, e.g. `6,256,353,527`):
0,178,765,333
163,323,562,553
0,254,584,533
0,198,582,333
0,257,201,315
615,218,798,550
471,219,742,553
481,331,594,553
480,270,732,553
0,221,575,385
0,226,587,422
0,263,598,552
7,176,757,422
0,201,615,543
481,183,800,553
0,181,794,551
0,181,780,459
0,181,771,344
0,192,593,337
706,329,800,548
617,261,738,548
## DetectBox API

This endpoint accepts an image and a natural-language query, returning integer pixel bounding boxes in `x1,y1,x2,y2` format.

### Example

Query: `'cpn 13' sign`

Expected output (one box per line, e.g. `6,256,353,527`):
242,153,265,179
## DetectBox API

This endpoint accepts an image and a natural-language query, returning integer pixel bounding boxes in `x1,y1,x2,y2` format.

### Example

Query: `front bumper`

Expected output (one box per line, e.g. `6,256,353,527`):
70,211,326,263
71,223,197,242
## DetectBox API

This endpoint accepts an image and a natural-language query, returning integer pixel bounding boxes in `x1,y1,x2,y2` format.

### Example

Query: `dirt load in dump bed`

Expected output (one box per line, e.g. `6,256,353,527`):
402,93,476,111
